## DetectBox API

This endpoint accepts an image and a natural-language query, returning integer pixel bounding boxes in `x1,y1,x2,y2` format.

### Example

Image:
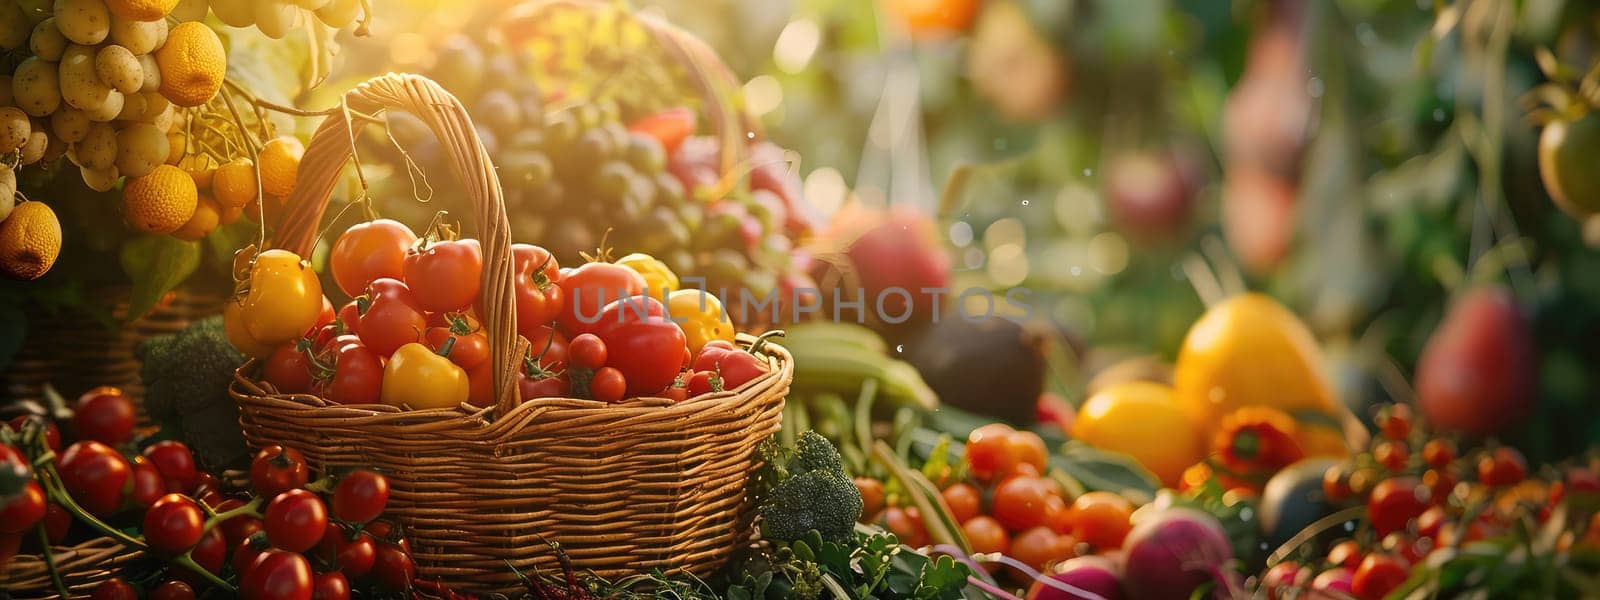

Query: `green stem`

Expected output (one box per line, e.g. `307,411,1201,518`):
202,495,263,527
37,522,69,600
172,553,235,593
35,465,147,551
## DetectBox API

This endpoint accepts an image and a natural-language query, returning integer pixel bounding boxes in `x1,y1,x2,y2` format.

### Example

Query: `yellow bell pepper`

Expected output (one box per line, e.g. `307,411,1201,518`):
617,252,679,303
668,289,735,354
381,342,470,410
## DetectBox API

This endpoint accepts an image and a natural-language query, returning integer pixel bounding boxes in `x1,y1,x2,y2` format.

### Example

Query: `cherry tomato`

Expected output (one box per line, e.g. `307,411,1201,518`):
940,483,981,524
315,340,383,405
1422,439,1456,469
658,382,688,402
192,471,218,496
1422,468,1457,504
142,441,199,493
1326,539,1363,570
854,478,885,520
1008,431,1049,474
1374,440,1409,472
312,571,351,600
425,323,490,371
264,489,328,553
1064,491,1134,550
332,470,389,524
363,520,409,552
176,527,227,589
1478,447,1527,487
588,367,627,403
319,525,376,578
1262,561,1308,600
1375,404,1413,441
519,373,570,401
882,506,929,548
57,441,130,517
1351,553,1409,600
90,578,138,600
371,543,416,593
992,475,1055,532
75,387,135,445
357,278,428,357
8,414,60,451
0,480,45,533
41,503,71,544
1367,477,1428,536
250,445,310,498
150,580,196,600
315,297,336,329
686,370,721,397
509,244,565,339
962,515,1010,555
263,342,315,395
1380,531,1426,565
966,423,1018,482
1009,526,1072,573
404,238,483,313
568,334,608,370
337,301,361,336
241,549,313,600
129,459,166,509
222,513,264,547
591,297,687,397
144,494,205,554
558,262,645,334
1323,462,1353,503
232,534,269,578
330,219,417,298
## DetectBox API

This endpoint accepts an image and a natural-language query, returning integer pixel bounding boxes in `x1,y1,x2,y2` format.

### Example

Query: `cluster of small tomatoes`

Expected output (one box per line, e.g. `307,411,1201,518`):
853,423,1136,581
1261,404,1597,599
0,387,417,599
242,217,762,410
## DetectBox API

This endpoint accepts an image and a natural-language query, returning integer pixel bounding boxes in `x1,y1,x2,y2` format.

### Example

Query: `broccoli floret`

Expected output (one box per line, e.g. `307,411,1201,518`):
758,431,863,543
136,315,249,471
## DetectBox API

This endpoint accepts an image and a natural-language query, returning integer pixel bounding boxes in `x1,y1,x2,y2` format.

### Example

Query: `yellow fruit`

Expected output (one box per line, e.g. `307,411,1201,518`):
211,157,257,208
1072,381,1204,486
106,0,179,21
123,163,197,233
222,298,275,358
1172,293,1339,432
257,136,302,197
171,194,218,241
0,201,62,280
165,130,185,165
155,21,224,107
240,249,323,345
219,203,243,225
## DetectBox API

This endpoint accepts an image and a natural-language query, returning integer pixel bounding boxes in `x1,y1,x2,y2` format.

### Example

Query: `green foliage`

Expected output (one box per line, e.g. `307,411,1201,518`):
120,235,201,320
758,431,863,543
136,316,248,471
722,529,971,600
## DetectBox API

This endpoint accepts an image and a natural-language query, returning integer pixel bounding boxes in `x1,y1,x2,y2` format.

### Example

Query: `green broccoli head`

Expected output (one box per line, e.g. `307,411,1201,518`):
758,431,863,543
137,316,249,471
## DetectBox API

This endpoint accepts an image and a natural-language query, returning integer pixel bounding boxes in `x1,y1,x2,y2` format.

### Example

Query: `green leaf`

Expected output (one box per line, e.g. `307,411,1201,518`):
206,220,257,274
120,235,201,320
1050,441,1161,500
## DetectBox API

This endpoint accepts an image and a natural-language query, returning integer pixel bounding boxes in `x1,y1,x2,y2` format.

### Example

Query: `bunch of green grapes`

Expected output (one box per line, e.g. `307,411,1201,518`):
178,0,363,39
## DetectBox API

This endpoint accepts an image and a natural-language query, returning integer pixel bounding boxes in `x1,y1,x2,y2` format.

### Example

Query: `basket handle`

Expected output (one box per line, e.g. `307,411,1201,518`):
274,74,525,417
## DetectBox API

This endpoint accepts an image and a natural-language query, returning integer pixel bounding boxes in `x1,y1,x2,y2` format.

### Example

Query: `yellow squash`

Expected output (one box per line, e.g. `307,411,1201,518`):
1173,293,1339,432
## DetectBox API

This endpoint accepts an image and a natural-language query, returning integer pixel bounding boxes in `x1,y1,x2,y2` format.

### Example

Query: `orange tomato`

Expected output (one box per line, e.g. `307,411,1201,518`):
941,483,982,524
966,423,1018,482
1063,492,1134,550
962,516,1010,555
855,478,886,522
1008,526,1073,573
884,506,929,548
993,475,1055,533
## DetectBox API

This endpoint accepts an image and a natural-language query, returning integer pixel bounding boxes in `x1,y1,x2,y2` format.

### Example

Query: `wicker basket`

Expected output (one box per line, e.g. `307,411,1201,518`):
1,538,145,599
230,73,790,592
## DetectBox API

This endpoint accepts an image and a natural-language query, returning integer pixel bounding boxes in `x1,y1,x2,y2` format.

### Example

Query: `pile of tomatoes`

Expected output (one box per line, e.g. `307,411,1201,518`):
0,387,418,599
1262,404,1597,599
248,217,767,410
854,423,1137,580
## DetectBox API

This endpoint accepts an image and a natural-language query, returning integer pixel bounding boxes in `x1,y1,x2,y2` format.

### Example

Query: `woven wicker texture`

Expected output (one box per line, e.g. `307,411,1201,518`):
233,71,790,592
1,538,145,599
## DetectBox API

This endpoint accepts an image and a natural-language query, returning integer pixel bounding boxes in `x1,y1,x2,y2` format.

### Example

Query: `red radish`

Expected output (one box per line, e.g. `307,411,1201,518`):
1415,286,1536,436
1025,555,1124,600
1122,508,1236,600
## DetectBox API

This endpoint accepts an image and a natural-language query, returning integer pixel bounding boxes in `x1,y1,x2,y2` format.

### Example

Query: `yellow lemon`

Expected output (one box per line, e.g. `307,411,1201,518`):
1071,381,1204,486
156,22,225,107
123,164,197,233
1172,293,1339,432
0,201,62,280
257,136,302,198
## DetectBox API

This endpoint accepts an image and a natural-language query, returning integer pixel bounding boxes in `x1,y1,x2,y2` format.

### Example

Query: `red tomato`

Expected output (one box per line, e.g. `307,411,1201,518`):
1351,554,1409,600
263,342,315,395
1008,431,1049,473
526,324,569,370
179,527,228,589
588,367,627,403
628,107,695,154
150,580,196,600
231,536,269,578
568,333,607,370
940,483,981,524
962,515,1010,555
75,387,134,445
658,382,688,402
1063,491,1134,550
404,239,483,313
1422,439,1456,469
1478,447,1527,487
558,262,645,334
686,370,720,397
337,301,361,335
221,513,263,547
966,423,1018,482
332,470,389,524
691,342,769,390
371,543,416,593
264,489,328,553
7,415,59,451
883,506,929,548
330,219,417,297
56,441,130,517
91,578,138,600
0,481,44,533
510,244,565,338
241,550,313,600
311,571,351,600
128,458,165,509
520,373,571,401
1376,404,1413,440
357,278,427,357
855,477,886,519
1008,526,1072,573
993,475,1055,532
315,339,383,405
319,526,376,578
425,324,490,371
591,297,687,397
142,441,198,493
41,503,71,544
1368,477,1428,536
250,445,310,498
143,494,205,554
1375,440,1409,472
